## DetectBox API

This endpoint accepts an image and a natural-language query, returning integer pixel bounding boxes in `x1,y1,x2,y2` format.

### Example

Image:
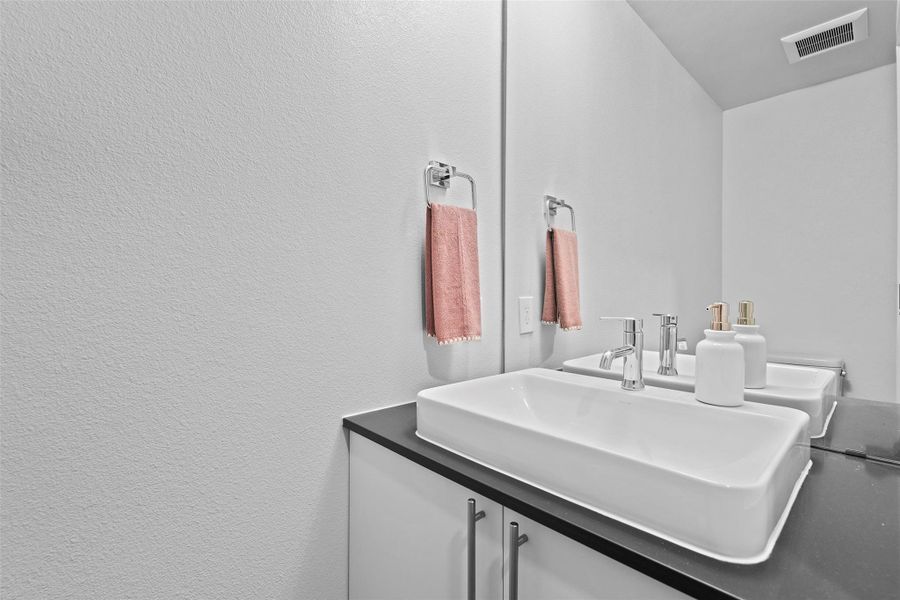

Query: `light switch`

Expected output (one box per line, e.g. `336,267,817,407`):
518,296,534,334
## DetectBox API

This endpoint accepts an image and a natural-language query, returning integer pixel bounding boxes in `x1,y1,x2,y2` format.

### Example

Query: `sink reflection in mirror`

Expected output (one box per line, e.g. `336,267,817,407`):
563,351,838,438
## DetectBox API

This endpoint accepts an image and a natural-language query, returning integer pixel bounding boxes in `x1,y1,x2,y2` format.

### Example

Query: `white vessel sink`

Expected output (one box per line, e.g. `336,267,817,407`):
563,351,837,438
417,368,810,564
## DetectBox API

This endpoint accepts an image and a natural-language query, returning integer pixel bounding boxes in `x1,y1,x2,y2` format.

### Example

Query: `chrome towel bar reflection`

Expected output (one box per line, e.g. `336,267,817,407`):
544,195,575,231
424,160,477,209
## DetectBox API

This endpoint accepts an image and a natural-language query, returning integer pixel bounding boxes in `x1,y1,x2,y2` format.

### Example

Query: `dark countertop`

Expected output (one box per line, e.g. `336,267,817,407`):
812,396,900,464
344,403,900,600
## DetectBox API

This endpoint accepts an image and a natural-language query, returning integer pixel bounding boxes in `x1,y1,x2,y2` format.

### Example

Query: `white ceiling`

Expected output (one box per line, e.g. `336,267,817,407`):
627,0,898,109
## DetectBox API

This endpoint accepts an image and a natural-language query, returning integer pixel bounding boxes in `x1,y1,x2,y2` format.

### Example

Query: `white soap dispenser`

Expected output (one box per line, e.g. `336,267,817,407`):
733,300,767,389
695,302,745,407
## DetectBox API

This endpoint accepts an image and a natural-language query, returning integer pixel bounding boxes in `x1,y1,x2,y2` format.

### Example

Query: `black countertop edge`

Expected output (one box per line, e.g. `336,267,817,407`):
344,412,738,600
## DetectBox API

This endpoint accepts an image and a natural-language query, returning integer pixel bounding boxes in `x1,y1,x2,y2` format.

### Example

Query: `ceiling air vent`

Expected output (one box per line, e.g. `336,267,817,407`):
781,8,868,64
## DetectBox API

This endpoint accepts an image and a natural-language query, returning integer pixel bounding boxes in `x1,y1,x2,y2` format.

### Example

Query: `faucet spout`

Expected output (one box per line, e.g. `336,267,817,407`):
597,317,645,391
598,345,635,369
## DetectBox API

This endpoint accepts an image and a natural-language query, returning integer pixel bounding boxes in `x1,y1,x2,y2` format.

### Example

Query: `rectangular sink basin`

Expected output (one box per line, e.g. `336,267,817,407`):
563,351,837,438
417,368,810,564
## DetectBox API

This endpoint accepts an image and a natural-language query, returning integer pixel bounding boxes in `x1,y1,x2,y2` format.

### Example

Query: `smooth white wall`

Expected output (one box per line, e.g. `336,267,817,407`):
723,65,898,402
504,0,723,371
1,2,502,598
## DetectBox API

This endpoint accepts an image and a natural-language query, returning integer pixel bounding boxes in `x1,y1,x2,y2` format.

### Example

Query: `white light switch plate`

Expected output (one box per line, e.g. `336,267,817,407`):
518,296,534,334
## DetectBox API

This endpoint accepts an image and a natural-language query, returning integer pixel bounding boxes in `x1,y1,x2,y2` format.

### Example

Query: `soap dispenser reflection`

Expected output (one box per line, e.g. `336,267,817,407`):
733,301,767,389
695,302,745,407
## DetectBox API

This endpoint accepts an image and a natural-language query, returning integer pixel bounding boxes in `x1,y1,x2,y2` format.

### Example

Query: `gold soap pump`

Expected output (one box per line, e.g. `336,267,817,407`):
706,302,731,331
695,301,745,406
737,300,755,325
733,300,767,389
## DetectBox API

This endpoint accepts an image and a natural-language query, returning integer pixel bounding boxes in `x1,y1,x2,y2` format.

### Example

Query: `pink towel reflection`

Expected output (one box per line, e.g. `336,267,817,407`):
541,228,582,331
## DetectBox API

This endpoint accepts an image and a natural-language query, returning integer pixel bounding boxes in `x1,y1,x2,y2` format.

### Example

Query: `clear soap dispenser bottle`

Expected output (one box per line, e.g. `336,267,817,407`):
695,302,745,407
733,300,767,389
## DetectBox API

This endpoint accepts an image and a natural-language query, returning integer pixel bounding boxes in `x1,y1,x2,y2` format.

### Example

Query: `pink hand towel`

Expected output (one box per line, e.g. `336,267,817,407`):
425,202,482,344
541,227,582,330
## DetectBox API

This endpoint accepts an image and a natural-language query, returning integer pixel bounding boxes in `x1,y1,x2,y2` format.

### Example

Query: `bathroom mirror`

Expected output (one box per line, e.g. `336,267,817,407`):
502,0,899,405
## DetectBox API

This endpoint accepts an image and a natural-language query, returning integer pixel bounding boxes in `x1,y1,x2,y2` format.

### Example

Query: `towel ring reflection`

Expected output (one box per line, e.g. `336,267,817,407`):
544,195,576,232
424,161,477,210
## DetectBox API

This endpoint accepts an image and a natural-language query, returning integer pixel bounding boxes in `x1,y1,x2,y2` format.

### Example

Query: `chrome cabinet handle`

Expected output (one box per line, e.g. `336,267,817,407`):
508,522,529,600
467,499,486,600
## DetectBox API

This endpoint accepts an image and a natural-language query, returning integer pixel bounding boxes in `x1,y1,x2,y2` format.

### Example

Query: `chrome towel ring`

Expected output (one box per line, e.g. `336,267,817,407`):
544,195,576,232
424,160,477,210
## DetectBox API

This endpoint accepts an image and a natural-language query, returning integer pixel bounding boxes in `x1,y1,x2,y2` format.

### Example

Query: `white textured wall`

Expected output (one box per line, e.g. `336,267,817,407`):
723,65,898,402
504,0,723,371
1,2,502,598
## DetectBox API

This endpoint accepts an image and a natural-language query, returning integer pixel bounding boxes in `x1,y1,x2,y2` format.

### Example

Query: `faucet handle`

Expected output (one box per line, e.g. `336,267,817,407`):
652,313,678,326
599,317,643,332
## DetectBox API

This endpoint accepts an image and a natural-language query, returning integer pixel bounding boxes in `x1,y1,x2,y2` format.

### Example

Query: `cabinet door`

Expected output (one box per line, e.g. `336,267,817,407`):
350,433,503,600
503,509,689,600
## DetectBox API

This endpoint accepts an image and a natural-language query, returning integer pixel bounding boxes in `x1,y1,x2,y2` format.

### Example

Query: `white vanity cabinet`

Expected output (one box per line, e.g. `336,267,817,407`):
503,510,689,600
349,433,504,599
349,432,689,600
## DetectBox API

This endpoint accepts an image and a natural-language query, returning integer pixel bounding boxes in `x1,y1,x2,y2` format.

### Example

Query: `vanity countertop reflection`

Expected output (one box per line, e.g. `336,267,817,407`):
811,395,900,464
344,402,900,600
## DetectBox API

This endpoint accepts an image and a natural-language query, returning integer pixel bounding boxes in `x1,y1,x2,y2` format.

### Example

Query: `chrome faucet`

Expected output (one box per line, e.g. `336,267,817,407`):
598,317,644,391
653,313,679,376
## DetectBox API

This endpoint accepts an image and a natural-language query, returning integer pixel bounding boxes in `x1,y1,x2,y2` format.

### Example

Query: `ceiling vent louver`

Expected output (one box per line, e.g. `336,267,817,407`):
781,8,868,64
